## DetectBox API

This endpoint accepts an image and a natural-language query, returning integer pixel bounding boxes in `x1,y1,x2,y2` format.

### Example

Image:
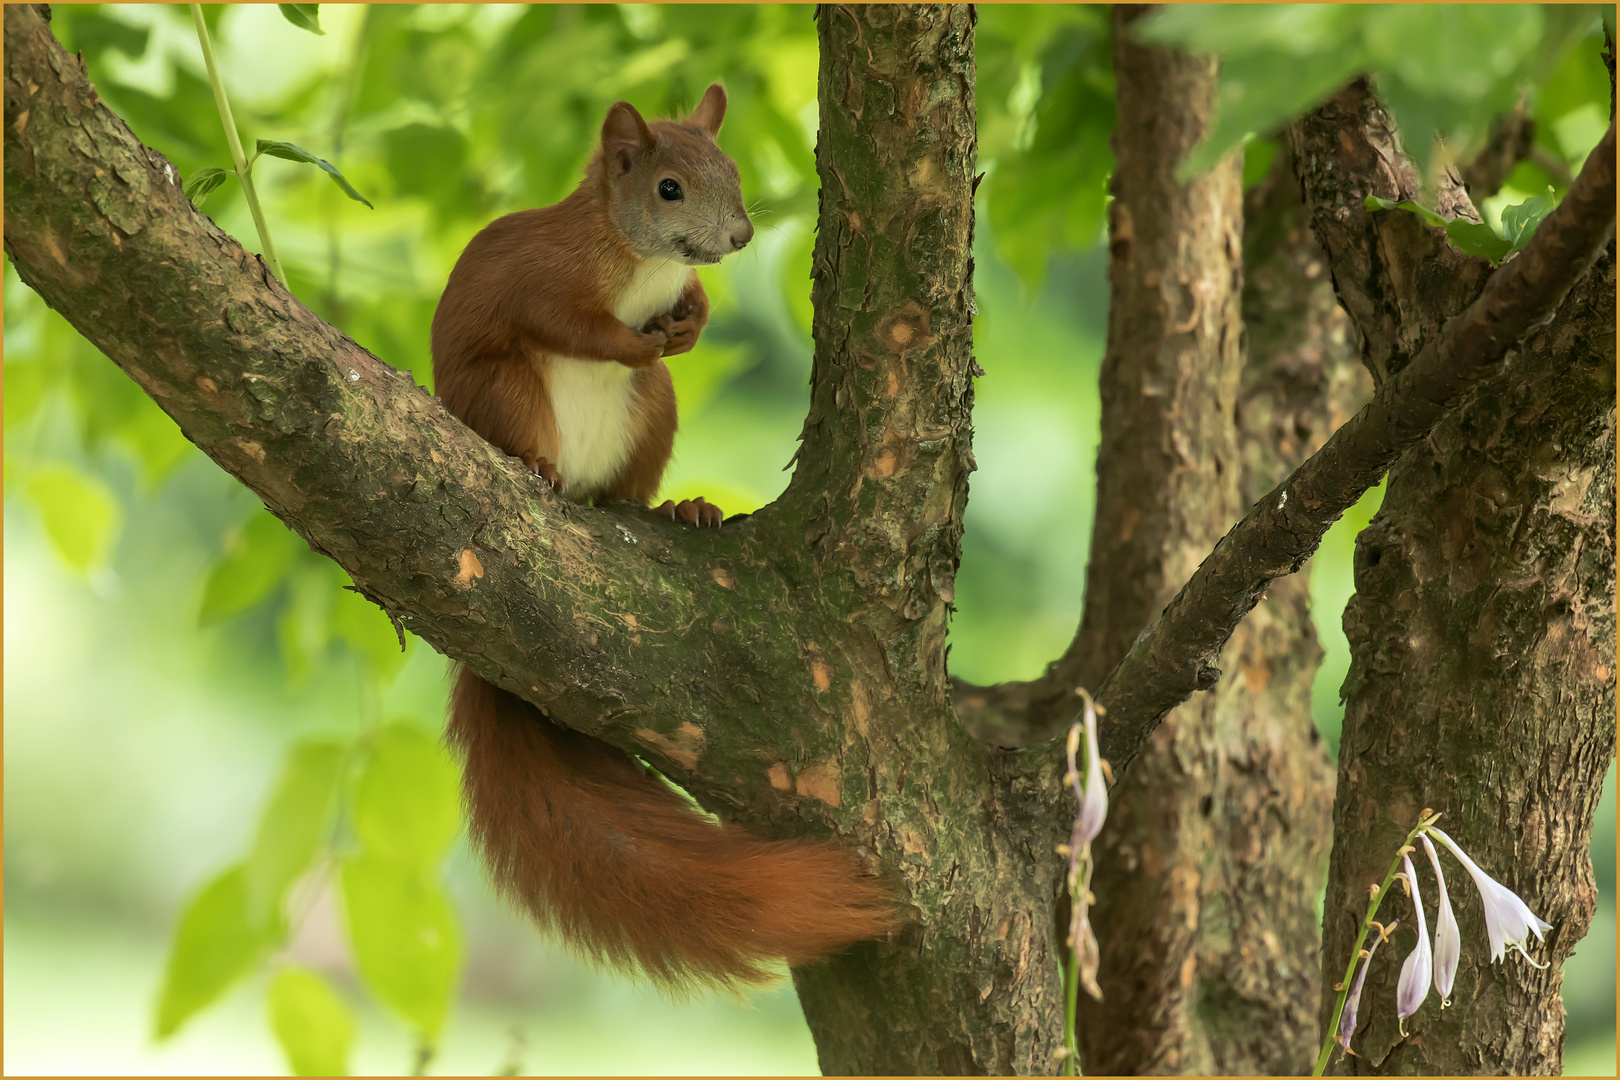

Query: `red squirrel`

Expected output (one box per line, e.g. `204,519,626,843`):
431,85,896,988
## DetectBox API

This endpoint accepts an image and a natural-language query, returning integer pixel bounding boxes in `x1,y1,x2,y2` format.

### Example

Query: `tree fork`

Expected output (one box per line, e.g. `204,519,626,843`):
957,115,1616,773
4,5,1066,1073
787,7,1074,1074
1292,81,1617,1076
0,2,841,837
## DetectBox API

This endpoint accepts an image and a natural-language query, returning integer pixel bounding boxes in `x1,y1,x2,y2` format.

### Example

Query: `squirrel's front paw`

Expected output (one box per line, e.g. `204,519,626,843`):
654,496,723,527
643,311,698,357
619,328,667,368
521,453,565,492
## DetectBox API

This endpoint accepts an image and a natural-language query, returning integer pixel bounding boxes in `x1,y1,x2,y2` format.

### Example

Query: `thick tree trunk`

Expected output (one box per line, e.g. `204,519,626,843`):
1292,82,1617,1076
1075,8,1248,1073
785,8,1070,1075
1077,14,1346,1074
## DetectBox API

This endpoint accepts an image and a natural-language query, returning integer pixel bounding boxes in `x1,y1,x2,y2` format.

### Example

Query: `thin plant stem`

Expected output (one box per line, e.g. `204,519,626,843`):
1310,816,1435,1076
1062,854,1089,1076
189,5,286,286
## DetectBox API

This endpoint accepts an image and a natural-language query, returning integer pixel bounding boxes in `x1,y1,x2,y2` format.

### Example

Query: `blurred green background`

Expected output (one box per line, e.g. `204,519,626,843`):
4,4,1612,1075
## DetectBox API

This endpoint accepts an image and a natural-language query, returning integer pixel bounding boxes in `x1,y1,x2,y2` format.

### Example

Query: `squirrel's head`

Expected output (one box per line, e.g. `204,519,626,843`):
598,84,754,265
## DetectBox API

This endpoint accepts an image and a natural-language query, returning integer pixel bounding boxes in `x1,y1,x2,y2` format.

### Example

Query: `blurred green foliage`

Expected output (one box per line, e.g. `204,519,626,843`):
1140,3,1610,181
3,5,1613,1074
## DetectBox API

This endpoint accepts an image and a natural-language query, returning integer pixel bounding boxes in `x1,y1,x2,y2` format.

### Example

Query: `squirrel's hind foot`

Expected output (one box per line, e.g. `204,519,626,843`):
522,453,565,492
655,496,722,527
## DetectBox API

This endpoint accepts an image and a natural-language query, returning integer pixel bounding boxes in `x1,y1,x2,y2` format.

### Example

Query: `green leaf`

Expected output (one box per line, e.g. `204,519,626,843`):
277,4,324,36
199,510,301,624
267,968,355,1076
1442,218,1515,263
1364,196,1515,264
1363,195,1445,228
114,402,195,491
277,561,337,684
1241,137,1279,190
254,140,374,208
1362,5,1542,101
341,854,461,1041
54,9,150,64
354,724,462,868
981,15,1115,287
1501,187,1559,254
183,166,232,204
1139,5,1370,180
154,865,269,1038
24,463,121,573
245,739,348,930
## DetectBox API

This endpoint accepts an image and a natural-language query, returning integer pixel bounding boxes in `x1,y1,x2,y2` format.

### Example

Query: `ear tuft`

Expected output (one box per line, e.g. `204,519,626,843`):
686,83,727,136
602,101,654,172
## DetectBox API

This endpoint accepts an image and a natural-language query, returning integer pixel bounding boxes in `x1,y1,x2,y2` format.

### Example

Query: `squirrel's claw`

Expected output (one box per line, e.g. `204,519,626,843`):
655,496,723,527
643,309,697,357
522,454,565,492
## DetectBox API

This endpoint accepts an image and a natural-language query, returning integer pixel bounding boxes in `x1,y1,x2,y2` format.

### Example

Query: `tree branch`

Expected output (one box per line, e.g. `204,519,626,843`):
959,113,1615,776
0,3,841,828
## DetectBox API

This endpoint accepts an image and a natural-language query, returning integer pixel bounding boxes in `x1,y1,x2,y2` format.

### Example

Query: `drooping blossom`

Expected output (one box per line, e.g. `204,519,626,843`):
1428,827,1552,967
1067,690,1108,848
1420,833,1461,1004
1061,690,1110,1006
1395,852,1431,1023
1337,919,1398,1057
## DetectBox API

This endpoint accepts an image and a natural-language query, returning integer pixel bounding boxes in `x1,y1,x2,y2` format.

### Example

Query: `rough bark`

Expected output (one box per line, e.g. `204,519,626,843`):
1076,22,1353,1073
785,8,1070,1074
1191,145,1370,1076
1075,9,1249,1073
1291,81,1617,1076
3,4,1071,1075
7,4,1617,1073
958,103,1615,784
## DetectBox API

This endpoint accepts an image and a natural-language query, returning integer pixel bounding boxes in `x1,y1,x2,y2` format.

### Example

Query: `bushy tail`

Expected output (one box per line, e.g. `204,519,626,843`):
446,668,898,989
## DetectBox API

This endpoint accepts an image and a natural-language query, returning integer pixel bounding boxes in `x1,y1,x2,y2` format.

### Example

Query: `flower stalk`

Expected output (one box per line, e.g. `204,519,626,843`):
1058,689,1109,1077
1311,822,1424,1077
1312,811,1553,1075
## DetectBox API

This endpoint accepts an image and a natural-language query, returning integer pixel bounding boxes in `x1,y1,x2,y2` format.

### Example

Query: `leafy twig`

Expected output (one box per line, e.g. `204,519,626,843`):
189,5,286,286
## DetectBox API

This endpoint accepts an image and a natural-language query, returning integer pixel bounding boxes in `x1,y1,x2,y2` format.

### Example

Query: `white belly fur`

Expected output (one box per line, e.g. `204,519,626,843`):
614,257,693,327
548,358,639,496
546,258,691,498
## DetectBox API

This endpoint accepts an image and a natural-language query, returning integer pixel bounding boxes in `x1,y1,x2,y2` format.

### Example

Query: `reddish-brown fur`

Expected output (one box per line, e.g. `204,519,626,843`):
446,672,898,988
429,188,693,501
432,88,898,988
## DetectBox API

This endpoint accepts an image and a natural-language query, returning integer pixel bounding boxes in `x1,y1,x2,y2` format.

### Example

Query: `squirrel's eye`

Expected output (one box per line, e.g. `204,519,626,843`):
658,178,683,201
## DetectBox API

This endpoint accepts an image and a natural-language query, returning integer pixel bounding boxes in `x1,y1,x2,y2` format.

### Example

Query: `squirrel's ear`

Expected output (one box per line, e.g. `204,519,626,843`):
602,102,654,174
687,83,727,136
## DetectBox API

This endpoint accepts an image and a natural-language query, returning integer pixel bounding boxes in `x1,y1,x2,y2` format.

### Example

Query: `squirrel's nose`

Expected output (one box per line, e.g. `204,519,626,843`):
730,220,754,250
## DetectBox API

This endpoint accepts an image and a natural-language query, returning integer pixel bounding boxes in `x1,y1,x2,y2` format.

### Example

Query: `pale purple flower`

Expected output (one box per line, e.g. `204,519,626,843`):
1420,834,1460,1004
1429,826,1552,967
1396,853,1431,1022
1337,919,1397,1056
1067,692,1107,847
